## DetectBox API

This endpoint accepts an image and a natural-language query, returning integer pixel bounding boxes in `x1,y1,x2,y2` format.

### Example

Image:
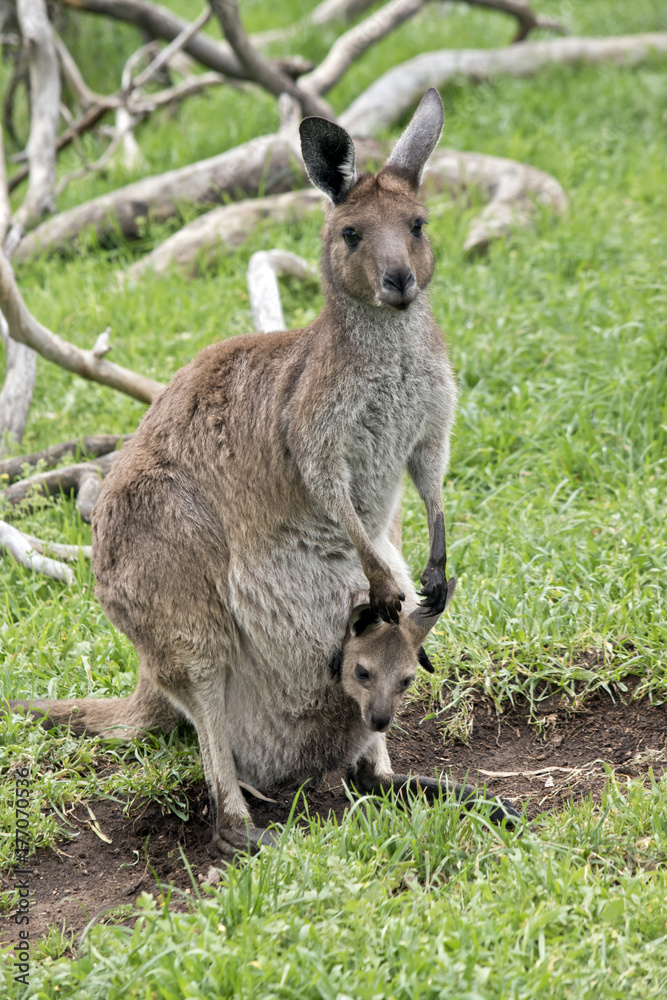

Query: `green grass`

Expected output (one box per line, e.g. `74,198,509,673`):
2,0,667,995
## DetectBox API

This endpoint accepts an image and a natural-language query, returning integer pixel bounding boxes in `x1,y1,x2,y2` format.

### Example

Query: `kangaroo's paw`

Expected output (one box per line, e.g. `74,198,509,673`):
209,824,278,858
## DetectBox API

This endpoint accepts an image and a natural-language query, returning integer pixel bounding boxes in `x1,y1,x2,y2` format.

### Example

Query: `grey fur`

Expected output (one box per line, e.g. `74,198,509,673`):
7,92,490,855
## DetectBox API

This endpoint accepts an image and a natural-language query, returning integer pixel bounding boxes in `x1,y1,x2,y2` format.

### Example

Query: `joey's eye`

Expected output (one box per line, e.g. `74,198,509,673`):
355,664,370,681
402,676,414,689
342,228,361,247
411,219,425,237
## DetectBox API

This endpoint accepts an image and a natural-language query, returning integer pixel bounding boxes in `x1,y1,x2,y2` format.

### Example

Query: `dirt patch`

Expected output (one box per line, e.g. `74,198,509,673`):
2,682,665,947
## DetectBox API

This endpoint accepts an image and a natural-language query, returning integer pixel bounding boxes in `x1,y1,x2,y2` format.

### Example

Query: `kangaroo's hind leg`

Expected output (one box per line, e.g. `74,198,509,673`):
161,659,275,857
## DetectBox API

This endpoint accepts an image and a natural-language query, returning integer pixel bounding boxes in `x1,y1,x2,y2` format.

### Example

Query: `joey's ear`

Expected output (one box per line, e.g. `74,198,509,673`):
417,647,435,674
300,117,357,205
348,603,383,637
384,88,443,192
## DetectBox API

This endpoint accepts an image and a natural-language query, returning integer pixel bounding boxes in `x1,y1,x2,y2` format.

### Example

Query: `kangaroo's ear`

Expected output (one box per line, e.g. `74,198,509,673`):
416,646,435,674
384,88,443,192
348,604,383,637
300,117,357,205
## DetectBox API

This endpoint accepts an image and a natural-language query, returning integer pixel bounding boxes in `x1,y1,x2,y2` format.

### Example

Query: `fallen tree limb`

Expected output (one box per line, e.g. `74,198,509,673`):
24,534,92,560
424,148,567,252
0,110,35,453
123,143,566,277
247,249,318,333
0,434,130,484
5,0,61,251
208,0,333,119
463,0,565,42
2,451,117,510
298,0,426,97
54,0,312,81
15,132,290,258
124,188,323,281
0,518,74,584
0,251,164,402
340,32,667,136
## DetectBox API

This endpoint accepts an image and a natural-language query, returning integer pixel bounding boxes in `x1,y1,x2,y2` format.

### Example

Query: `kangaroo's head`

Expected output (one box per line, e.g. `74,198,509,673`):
300,89,444,311
339,577,456,733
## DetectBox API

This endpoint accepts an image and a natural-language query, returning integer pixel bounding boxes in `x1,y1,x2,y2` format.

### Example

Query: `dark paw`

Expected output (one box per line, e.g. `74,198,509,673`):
418,568,456,614
369,582,405,625
210,824,278,858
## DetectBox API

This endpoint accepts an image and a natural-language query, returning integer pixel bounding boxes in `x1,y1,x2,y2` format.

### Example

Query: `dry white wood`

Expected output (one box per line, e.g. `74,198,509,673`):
0,251,164,403
341,32,667,136
0,121,35,452
0,314,36,451
25,536,92,560
15,132,292,260
247,249,318,333
53,30,98,110
208,0,333,119
299,0,426,97
54,0,312,82
0,519,74,585
6,0,61,250
425,148,568,252
132,5,211,90
124,189,322,281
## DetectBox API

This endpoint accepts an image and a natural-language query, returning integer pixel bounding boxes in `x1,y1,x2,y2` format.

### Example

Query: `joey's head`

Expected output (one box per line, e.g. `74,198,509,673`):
299,89,444,312
340,578,456,734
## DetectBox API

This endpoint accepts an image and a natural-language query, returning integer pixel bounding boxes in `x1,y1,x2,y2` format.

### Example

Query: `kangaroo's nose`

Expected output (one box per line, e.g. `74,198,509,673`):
382,268,415,294
370,712,391,732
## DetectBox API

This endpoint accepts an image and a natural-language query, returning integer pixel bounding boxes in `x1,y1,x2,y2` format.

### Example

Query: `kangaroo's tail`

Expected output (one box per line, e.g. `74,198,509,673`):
5,679,180,739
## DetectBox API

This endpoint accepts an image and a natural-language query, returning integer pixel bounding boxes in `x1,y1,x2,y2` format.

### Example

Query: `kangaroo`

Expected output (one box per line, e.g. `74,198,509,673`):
8,90,519,853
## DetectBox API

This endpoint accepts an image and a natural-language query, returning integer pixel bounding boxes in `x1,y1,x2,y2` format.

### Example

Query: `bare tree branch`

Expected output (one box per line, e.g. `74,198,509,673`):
247,249,318,333
463,0,565,43
0,109,36,453
23,534,92,560
0,519,74,583
208,0,334,119
2,452,118,509
299,0,426,97
124,189,322,282
0,316,36,451
340,32,667,136
0,251,164,402
132,4,211,89
53,29,98,110
5,0,61,252
424,148,567,252
0,434,130,484
15,132,296,258
54,0,313,81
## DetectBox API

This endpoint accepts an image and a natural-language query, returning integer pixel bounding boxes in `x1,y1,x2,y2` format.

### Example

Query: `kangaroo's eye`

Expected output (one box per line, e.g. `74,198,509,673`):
355,664,370,681
342,228,361,247
402,676,414,689
411,219,425,237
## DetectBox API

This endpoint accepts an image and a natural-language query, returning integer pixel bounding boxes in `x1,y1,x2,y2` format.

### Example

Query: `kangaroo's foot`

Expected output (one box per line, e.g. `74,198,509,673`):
348,761,520,827
388,773,521,826
209,824,278,859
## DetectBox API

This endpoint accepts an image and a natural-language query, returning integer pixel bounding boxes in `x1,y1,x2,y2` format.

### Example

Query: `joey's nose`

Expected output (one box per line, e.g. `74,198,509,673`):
382,268,415,294
370,712,391,732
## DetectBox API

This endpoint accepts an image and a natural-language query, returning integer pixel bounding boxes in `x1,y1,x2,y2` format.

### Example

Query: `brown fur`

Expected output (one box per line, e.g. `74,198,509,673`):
7,91,488,854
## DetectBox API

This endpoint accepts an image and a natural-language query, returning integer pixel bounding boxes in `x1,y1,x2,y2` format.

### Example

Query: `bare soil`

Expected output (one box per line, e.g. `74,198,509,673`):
2,680,665,947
